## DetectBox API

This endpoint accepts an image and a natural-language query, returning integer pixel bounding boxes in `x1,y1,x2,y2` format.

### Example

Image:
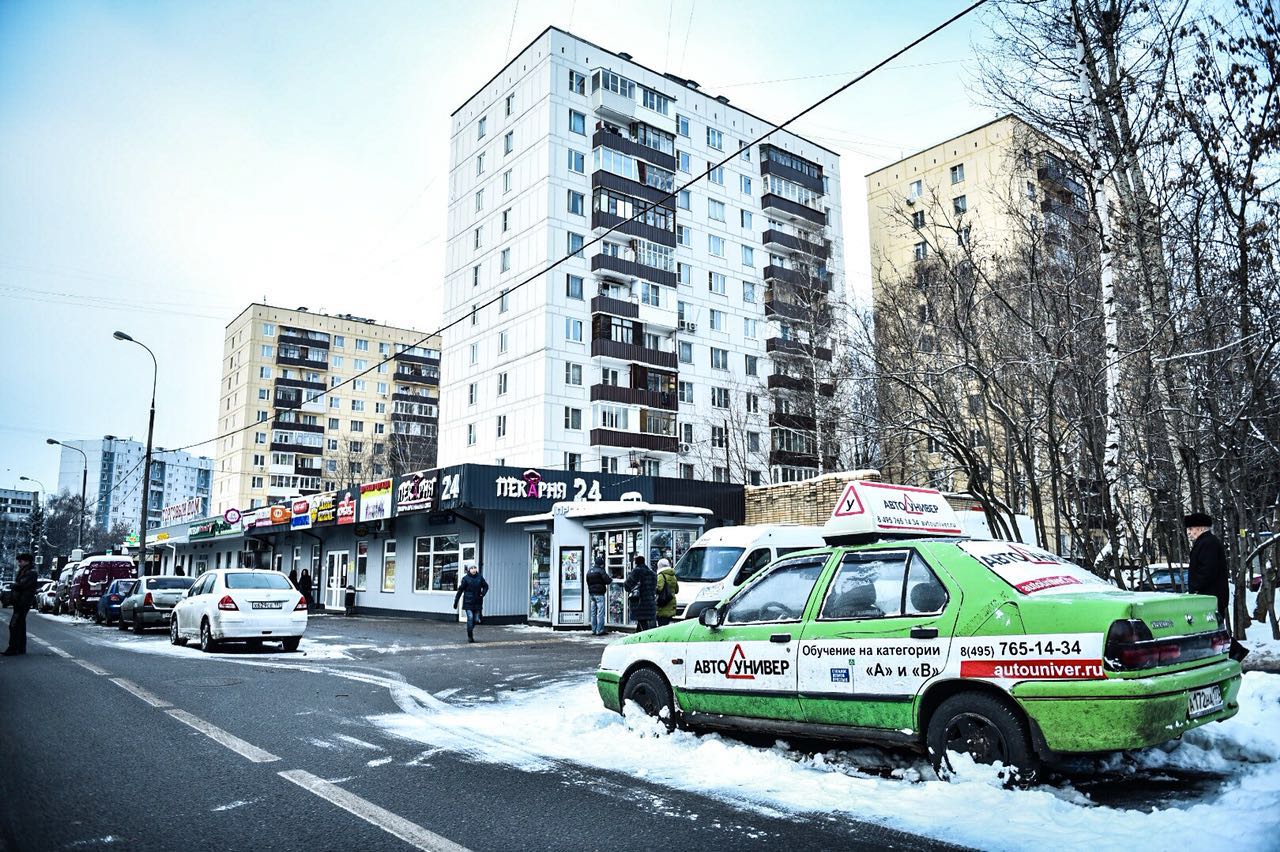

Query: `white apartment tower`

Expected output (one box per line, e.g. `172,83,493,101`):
441,27,844,484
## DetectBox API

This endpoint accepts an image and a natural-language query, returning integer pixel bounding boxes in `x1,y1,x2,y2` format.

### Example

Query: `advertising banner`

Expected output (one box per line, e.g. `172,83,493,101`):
336,489,357,525
291,497,313,530
161,496,204,526
359,479,393,522
395,468,439,514
312,492,337,525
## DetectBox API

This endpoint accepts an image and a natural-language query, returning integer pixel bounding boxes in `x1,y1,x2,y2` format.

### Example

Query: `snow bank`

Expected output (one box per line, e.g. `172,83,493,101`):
371,673,1280,851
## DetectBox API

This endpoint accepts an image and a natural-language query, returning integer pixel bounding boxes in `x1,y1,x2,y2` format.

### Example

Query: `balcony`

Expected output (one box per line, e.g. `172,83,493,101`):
766,337,832,362
276,419,323,433
590,429,679,454
762,229,829,260
591,338,678,369
275,353,329,370
767,373,835,397
394,366,439,385
1038,162,1087,200
591,170,674,210
591,210,676,247
593,129,677,172
393,350,440,366
760,158,824,195
278,332,329,350
269,441,322,456
591,252,678,287
590,86,636,123
763,294,810,322
590,383,677,411
392,411,438,425
769,449,838,469
392,391,438,404
275,377,326,393
761,193,826,226
273,391,303,410
591,294,639,318
1041,199,1087,227
770,412,817,431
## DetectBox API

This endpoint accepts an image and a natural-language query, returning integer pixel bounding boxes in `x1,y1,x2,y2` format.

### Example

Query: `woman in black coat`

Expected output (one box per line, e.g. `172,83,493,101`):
624,555,658,630
453,563,489,643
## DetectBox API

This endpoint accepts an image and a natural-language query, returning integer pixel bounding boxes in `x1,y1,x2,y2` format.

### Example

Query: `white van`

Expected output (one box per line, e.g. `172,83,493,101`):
673,524,827,621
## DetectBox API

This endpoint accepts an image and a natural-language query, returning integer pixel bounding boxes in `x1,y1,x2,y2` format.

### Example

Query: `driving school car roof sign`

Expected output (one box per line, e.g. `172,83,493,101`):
823,481,963,538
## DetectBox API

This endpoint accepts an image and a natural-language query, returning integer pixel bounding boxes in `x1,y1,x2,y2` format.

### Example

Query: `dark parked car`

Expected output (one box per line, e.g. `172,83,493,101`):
96,579,138,625
0,580,13,608
70,557,136,618
119,575,195,633
1137,563,1190,593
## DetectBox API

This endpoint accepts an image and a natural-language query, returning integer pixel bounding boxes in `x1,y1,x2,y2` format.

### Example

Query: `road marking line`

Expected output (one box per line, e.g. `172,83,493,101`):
110,677,171,708
73,658,110,676
166,709,280,763
29,636,73,658
277,770,470,852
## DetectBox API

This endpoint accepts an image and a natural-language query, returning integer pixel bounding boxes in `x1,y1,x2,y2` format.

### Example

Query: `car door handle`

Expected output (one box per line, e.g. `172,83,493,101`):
770,633,791,644
910,626,939,639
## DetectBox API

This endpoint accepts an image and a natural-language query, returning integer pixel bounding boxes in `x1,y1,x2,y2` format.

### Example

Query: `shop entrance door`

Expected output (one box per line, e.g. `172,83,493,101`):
325,551,349,610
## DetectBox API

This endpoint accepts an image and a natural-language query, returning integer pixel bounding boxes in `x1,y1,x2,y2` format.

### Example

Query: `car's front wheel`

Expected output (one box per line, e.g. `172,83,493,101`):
170,616,187,646
199,619,219,654
926,692,1039,785
621,667,676,730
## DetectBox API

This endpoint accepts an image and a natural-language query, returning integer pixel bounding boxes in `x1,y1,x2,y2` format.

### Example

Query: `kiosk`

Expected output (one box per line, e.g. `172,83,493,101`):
510,495,709,629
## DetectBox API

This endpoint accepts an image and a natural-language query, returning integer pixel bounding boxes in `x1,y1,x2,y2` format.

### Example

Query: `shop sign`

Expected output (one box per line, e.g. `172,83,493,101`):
161,496,204,526
359,478,393,522
291,497,313,530
396,469,438,513
189,517,235,540
336,490,357,525
496,469,603,502
268,504,290,526
312,492,337,525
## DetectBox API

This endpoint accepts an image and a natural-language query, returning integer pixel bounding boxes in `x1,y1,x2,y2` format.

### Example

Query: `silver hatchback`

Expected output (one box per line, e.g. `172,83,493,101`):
119,575,196,633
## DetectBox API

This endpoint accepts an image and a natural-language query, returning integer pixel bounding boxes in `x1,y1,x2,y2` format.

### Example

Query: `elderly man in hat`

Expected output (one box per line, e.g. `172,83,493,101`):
4,553,38,656
1184,511,1230,621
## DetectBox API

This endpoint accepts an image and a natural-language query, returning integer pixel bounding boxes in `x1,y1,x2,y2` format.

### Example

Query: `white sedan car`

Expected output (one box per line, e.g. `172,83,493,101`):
171,569,307,652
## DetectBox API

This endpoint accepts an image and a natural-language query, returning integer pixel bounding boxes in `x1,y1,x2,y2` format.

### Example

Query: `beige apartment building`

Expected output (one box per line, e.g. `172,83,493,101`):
865,115,1089,517
212,304,441,515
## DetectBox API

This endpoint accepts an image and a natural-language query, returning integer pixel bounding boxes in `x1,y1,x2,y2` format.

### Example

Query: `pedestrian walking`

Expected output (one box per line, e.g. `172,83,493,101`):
625,554,657,631
4,553,37,656
298,569,313,612
288,568,298,587
1185,511,1247,661
586,555,613,635
655,557,679,626
453,562,489,643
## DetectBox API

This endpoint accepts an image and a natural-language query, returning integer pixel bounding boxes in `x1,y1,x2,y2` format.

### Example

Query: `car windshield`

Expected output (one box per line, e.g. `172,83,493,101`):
147,577,194,590
225,572,292,590
117,581,138,594
675,546,745,582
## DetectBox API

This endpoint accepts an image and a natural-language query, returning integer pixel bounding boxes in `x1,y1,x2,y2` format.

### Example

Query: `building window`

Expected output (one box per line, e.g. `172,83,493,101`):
477,116,487,138
259,366,271,379
708,272,726,295
475,189,484,212
708,198,725,221
741,209,753,230
707,127,723,150
711,387,730,408
1026,180,1036,200
678,341,693,363
472,265,481,287
676,225,691,247
677,263,691,287
568,190,584,216
709,309,725,331
568,149,585,173
467,424,476,446
564,407,582,430
251,476,264,488
741,245,754,267
569,69,586,94
744,318,758,339
500,249,511,273
566,274,583,299
711,426,727,449
678,151,691,173
258,388,269,400
262,322,275,337
501,209,511,232
708,235,725,257
678,381,694,403
677,114,690,137
565,362,582,385
564,452,581,471
469,343,478,365
476,153,485,175
708,164,725,185
909,179,922,199
912,210,926,229
951,163,965,184
745,393,760,414
677,189,690,210
381,540,397,592
710,347,729,370
569,110,586,135
468,382,477,405
414,535,460,593
743,281,757,303
260,344,273,358
567,232,584,256
503,169,512,193
566,318,583,342
641,88,671,115
953,195,967,215
503,131,513,155
474,227,483,249
740,175,752,195
496,415,507,438
498,331,508,354
640,282,661,307
914,241,928,261
745,355,758,376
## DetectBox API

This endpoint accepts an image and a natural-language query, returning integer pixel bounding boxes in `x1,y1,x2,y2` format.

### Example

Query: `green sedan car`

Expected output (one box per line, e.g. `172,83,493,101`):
597,482,1240,782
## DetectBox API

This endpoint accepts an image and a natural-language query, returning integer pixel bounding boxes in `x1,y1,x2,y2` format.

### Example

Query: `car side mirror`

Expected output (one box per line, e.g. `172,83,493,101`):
699,606,723,630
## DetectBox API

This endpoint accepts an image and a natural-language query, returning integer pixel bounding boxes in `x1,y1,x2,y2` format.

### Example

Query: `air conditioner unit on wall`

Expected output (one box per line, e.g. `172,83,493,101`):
679,443,692,454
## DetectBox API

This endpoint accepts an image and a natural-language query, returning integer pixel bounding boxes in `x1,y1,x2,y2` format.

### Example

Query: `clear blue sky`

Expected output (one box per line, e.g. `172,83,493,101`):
0,0,990,497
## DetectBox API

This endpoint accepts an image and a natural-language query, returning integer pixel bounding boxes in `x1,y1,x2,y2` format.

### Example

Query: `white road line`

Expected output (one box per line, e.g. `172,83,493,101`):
278,770,471,852
110,677,172,709
166,709,280,763
73,658,110,676
29,637,72,658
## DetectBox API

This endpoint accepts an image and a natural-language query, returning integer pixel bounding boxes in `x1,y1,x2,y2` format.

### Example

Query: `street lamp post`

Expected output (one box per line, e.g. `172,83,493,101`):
114,331,158,575
46,439,87,549
18,476,44,567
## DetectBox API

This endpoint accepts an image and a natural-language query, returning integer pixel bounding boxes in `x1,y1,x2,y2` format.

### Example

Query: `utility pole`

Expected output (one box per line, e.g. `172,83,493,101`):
114,331,158,576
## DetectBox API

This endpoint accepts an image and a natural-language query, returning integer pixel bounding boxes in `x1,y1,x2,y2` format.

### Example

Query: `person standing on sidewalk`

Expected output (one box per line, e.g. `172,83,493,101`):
298,569,313,612
586,555,613,635
453,562,489,643
655,557,679,626
4,553,37,656
625,554,657,631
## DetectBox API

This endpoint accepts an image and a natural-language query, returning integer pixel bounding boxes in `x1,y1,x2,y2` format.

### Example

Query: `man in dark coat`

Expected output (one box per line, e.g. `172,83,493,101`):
4,553,38,656
1185,512,1230,620
453,562,489,643
298,569,313,612
586,555,613,635
624,554,658,631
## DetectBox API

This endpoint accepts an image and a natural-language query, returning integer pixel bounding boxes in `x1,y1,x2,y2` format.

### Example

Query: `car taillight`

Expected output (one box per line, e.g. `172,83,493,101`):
1210,629,1231,655
109,595,120,602
218,595,239,611
143,592,154,607
294,596,307,611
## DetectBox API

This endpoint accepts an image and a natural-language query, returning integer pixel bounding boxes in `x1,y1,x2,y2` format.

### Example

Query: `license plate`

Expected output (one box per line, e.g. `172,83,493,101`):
1188,684,1224,719
251,601,282,610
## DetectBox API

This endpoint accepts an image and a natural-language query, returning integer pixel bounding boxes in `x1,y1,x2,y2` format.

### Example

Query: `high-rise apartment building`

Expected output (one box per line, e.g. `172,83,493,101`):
212,304,441,515
865,114,1088,494
0,487,37,573
440,27,844,485
55,438,213,532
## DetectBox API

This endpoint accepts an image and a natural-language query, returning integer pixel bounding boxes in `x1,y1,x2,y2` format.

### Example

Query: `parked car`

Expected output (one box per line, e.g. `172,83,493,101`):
1,580,13,608
70,556,136,618
171,569,307,652
599,480,1240,784
1136,563,1190,593
37,580,60,613
674,525,827,622
96,579,138,625
52,566,79,615
119,575,194,633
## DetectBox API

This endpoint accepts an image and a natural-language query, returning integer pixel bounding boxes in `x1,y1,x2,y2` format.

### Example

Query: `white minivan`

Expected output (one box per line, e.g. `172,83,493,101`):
673,524,827,621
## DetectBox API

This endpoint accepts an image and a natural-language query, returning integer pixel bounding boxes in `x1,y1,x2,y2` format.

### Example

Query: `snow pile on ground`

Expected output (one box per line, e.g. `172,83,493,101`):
371,673,1280,851
1243,591,1280,670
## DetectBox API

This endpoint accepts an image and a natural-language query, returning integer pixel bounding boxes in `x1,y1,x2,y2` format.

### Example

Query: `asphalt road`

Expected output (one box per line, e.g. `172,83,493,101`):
0,611,960,852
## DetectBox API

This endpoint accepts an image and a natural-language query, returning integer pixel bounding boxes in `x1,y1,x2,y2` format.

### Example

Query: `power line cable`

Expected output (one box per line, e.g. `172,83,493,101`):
161,0,988,460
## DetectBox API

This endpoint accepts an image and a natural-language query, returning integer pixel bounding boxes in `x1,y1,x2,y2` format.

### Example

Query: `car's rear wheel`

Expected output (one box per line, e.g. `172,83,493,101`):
621,667,676,730
927,692,1039,785
132,614,145,635
200,619,219,654
170,617,187,646
281,636,301,653
117,613,128,631
94,611,103,625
